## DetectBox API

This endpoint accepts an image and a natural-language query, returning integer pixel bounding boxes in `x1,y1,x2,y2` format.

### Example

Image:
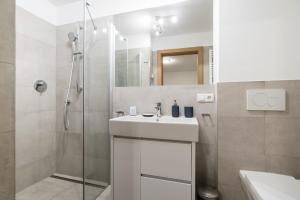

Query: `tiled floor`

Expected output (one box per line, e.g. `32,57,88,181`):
16,177,104,200
96,186,111,200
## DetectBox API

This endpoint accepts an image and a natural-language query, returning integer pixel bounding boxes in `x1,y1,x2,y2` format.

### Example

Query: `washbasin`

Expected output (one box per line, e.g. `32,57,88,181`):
109,115,199,142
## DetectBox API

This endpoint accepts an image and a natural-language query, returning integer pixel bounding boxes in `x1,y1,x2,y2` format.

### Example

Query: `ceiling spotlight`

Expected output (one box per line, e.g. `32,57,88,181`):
155,31,160,36
163,57,175,64
171,16,178,23
115,30,119,35
119,36,126,41
153,24,159,30
102,28,108,33
158,18,164,25
93,28,97,35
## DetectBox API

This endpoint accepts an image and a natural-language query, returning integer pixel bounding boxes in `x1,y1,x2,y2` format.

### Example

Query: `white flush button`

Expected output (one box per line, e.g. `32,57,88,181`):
246,89,286,111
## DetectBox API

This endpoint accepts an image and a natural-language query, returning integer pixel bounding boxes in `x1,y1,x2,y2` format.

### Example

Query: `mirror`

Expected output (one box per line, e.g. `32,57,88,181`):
114,0,213,87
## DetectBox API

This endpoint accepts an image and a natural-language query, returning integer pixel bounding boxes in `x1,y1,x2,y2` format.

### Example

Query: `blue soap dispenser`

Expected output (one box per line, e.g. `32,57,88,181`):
172,100,180,117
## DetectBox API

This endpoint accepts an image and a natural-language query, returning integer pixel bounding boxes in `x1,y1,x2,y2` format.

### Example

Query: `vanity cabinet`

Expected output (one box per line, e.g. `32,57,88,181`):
112,137,196,200
110,115,198,200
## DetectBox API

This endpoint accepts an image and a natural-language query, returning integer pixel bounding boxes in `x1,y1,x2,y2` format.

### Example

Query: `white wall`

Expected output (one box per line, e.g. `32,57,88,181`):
164,71,197,85
127,34,151,49
16,0,57,25
216,0,300,82
152,32,213,51
57,0,189,25
17,0,188,25
115,34,151,50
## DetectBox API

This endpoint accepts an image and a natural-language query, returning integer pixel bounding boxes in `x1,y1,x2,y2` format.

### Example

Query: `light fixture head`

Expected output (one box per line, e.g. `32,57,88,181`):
115,30,119,35
158,18,164,25
102,28,108,33
171,16,178,23
119,36,127,41
93,28,97,35
163,57,175,64
155,31,160,36
153,24,159,30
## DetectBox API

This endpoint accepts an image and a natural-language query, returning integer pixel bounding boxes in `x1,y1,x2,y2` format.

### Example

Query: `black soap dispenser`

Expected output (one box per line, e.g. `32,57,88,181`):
172,100,180,117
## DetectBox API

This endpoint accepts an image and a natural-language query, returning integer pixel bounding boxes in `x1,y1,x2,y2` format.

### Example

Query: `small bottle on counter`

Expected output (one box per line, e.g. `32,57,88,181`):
172,100,180,117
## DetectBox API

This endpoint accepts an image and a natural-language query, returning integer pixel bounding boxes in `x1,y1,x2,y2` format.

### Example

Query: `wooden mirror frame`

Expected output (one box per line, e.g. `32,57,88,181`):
156,47,204,85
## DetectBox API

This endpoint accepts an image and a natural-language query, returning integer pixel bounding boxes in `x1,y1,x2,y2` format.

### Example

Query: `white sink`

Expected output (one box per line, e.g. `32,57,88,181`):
109,115,199,142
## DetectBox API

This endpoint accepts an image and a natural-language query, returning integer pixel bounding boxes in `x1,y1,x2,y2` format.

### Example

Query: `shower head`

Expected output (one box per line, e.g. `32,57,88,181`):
68,32,79,53
68,32,78,42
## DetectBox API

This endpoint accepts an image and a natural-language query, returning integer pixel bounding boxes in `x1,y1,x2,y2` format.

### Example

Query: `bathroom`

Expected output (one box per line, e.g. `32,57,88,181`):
0,0,299,199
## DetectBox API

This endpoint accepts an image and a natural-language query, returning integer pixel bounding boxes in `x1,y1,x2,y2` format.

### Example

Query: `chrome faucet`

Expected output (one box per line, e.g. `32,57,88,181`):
155,102,162,120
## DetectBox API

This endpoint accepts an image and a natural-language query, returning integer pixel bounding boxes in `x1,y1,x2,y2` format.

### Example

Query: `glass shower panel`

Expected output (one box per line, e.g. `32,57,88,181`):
83,11,112,200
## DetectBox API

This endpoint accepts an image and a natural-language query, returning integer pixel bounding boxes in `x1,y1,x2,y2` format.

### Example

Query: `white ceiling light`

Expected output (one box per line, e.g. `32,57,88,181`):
93,28,97,35
163,57,175,64
119,36,127,41
102,28,108,33
171,16,178,23
158,18,164,25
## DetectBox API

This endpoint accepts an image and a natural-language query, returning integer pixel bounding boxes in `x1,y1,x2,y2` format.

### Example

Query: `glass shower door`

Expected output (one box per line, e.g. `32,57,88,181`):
83,3,112,199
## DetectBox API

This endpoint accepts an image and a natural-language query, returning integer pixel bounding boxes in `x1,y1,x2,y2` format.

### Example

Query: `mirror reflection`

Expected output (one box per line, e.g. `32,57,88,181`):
114,0,213,87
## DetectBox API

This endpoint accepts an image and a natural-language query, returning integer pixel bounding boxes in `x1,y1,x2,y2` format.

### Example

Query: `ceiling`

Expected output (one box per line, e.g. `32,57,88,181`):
48,0,80,6
114,0,213,37
163,55,198,72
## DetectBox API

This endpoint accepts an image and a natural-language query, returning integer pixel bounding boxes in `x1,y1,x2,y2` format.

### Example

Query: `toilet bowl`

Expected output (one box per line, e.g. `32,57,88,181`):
240,170,300,200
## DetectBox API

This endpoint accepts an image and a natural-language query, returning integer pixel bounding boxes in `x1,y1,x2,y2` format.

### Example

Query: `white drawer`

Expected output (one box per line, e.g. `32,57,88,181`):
141,176,191,200
141,140,192,181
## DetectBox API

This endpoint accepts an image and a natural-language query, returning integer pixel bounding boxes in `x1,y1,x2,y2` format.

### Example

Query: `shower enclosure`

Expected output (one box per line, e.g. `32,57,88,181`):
16,1,111,200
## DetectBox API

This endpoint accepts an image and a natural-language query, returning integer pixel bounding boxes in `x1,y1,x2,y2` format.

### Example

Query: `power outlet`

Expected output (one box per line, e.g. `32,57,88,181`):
197,93,215,103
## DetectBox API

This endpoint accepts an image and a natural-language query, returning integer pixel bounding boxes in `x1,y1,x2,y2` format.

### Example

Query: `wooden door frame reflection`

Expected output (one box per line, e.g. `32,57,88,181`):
156,47,204,85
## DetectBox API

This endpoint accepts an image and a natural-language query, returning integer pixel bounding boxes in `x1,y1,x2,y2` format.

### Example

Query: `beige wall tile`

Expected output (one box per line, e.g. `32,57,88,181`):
0,0,15,198
218,116,265,154
218,150,266,187
0,133,15,199
265,80,300,118
198,113,217,145
217,82,265,117
0,0,15,65
218,80,300,199
196,144,217,187
218,184,247,200
266,155,300,178
16,7,56,191
265,117,300,158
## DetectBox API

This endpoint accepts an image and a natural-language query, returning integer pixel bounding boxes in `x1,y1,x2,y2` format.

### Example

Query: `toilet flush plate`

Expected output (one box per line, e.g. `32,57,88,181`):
246,89,286,111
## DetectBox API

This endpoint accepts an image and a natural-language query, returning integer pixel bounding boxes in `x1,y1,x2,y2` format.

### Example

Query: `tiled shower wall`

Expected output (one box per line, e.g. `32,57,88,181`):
218,80,300,200
113,85,218,187
16,7,57,192
0,0,15,199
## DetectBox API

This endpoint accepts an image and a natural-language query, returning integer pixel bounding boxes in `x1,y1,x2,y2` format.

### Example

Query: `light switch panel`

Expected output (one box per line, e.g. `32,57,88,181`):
246,89,286,111
197,93,215,103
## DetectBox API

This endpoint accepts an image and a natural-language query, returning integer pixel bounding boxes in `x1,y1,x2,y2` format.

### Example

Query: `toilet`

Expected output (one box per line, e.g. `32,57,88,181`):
240,170,300,200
